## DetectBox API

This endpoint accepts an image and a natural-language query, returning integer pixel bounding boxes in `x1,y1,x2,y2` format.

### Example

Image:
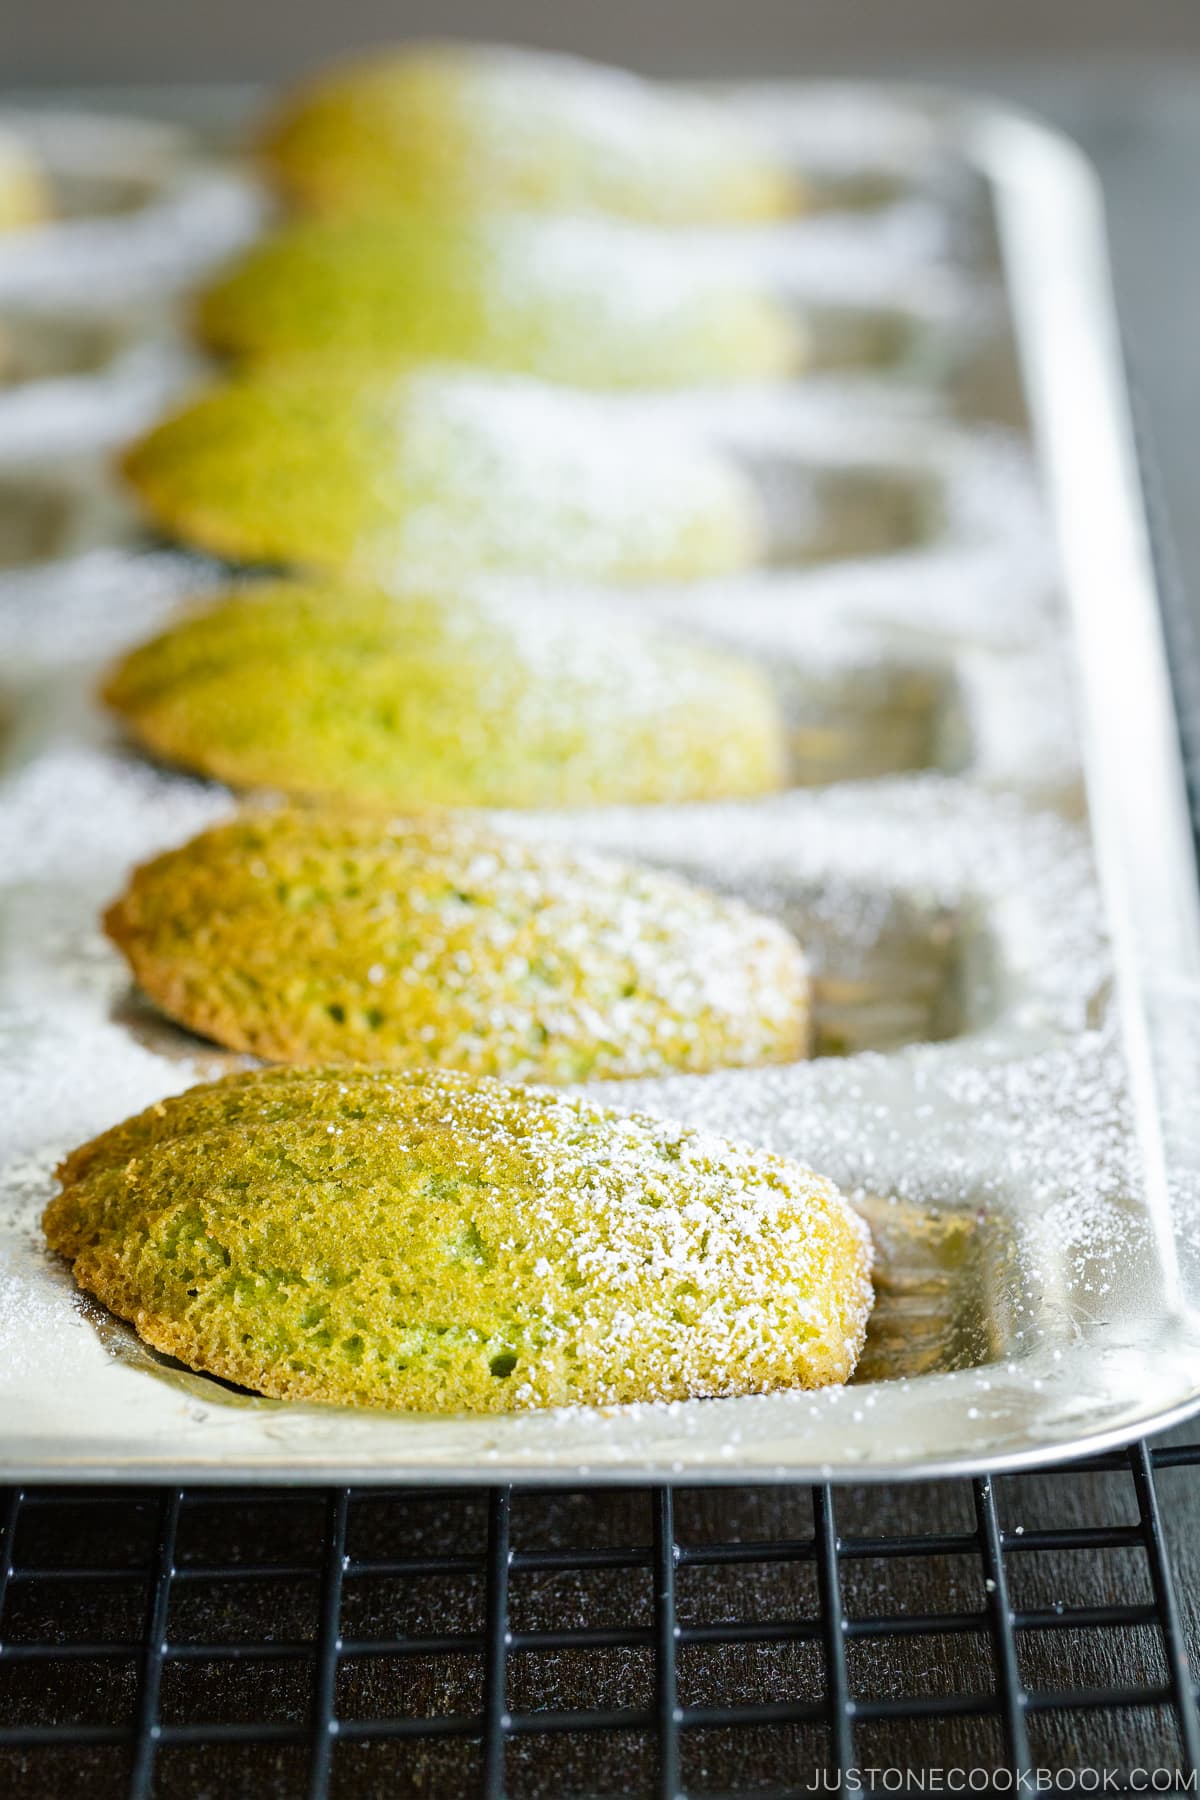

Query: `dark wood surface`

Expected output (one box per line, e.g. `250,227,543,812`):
4,1449,1200,1794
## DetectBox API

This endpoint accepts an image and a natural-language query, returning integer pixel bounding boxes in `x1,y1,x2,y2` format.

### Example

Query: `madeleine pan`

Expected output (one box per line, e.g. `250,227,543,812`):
0,84,1197,1481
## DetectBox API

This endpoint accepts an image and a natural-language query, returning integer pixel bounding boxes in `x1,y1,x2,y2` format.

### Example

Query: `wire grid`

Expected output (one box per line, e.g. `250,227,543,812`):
2,1439,1200,1798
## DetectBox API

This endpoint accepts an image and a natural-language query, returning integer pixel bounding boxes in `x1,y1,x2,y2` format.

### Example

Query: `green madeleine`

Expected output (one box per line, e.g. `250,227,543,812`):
102,580,787,808
47,1068,873,1413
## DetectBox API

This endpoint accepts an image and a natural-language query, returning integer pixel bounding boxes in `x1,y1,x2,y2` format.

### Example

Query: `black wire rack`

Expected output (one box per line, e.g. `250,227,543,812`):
4,1439,1200,1797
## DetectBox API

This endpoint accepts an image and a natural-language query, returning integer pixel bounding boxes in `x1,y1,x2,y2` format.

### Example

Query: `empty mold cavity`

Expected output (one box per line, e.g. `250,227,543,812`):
750,454,940,565
801,302,1017,410
0,310,131,386
853,1192,1019,1381
949,312,1030,430
797,167,910,213
0,467,135,568
773,657,956,787
796,303,929,374
0,476,75,566
38,164,167,224
757,880,986,1055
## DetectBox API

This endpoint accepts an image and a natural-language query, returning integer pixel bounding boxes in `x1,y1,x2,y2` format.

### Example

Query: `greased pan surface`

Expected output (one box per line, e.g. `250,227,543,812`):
1,83,1198,1481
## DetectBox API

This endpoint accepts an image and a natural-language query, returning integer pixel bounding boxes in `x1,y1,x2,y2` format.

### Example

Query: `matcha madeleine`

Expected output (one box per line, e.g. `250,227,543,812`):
46,1068,872,1412
101,580,786,807
120,365,763,583
260,44,797,224
196,210,803,388
105,809,810,1080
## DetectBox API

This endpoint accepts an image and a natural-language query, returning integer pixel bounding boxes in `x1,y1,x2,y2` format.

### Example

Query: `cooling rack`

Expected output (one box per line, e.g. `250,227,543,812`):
4,1439,1200,1796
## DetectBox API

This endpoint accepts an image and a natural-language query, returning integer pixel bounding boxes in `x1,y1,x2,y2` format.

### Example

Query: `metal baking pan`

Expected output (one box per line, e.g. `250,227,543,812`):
1,82,1198,1484
0,108,262,307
